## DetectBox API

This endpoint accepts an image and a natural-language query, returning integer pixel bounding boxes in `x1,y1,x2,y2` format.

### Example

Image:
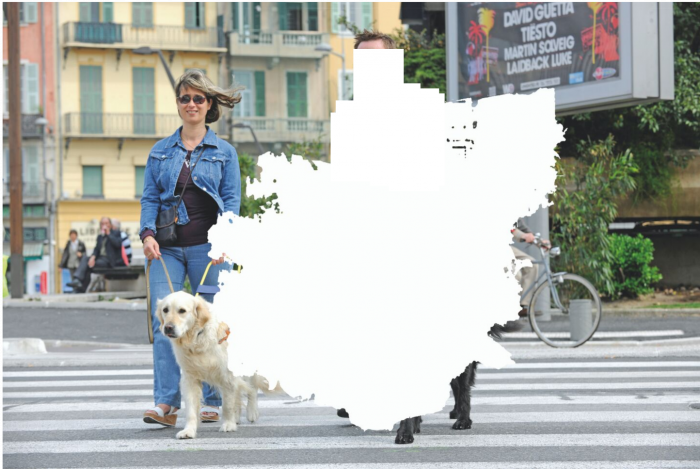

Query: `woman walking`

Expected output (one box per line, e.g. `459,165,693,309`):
59,229,86,289
139,70,242,426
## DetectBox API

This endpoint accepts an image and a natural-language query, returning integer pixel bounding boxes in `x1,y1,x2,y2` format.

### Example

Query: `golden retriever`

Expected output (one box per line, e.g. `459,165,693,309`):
156,291,272,439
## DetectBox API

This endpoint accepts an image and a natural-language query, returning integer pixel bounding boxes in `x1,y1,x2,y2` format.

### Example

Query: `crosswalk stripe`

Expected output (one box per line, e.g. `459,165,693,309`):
4,361,698,379
5,381,699,399
27,463,700,469
5,371,698,387
4,411,700,432
4,433,699,454
6,394,699,414
3,378,153,388
502,330,684,339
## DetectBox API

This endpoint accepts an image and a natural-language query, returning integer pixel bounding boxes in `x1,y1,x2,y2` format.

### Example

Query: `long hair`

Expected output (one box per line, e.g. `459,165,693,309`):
174,69,243,124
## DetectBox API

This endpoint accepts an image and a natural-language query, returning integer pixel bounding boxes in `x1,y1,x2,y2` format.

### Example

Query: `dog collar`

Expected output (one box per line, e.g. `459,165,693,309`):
218,328,230,344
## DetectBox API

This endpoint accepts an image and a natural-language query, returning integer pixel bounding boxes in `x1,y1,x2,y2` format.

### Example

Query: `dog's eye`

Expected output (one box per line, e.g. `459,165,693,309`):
163,307,169,313
179,308,186,314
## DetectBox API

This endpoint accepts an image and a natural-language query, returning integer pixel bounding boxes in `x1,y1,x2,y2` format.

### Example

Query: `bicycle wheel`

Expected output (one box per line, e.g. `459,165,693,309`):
528,273,602,348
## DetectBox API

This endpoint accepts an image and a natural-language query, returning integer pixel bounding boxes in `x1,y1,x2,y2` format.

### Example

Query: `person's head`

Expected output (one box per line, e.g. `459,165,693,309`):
100,217,112,232
69,229,78,241
174,69,242,128
111,219,121,230
354,30,396,50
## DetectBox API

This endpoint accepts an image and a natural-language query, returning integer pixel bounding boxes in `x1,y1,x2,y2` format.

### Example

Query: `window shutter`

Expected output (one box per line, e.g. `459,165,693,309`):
82,166,104,197
3,66,8,116
185,3,195,29
278,3,288,31
252,2,261,32
132,3,141,25
24,2,38,23
308,2,318,31
26,64,40,114
254,71,265,117
231,2,239,31
198,3,205,28
79,3,91,22
102,2,114,22
144,2,153,26
23,146,40,185
135,166,145,197
361,2,372,30
331,3,339,33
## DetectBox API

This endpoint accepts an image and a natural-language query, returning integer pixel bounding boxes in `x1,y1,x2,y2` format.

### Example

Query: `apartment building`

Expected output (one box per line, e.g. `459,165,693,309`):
55,2,226,290
223,2,330,157
3,2,58,294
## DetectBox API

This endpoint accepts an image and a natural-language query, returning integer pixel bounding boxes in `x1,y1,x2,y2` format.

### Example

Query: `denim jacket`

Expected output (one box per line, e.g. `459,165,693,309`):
139,126,241,239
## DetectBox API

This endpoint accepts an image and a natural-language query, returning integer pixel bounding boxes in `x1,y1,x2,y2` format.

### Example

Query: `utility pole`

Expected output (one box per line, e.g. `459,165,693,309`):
7,3,24,298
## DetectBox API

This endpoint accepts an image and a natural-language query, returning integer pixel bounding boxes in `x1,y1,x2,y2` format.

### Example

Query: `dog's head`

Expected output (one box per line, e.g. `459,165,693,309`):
156,291,211,340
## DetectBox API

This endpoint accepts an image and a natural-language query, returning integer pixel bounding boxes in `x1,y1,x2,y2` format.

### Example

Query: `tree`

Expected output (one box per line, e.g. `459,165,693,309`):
390,28,446,95
238,153,279,220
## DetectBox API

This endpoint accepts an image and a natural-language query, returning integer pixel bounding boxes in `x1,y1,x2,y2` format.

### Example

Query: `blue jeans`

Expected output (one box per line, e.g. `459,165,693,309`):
147,242,231,409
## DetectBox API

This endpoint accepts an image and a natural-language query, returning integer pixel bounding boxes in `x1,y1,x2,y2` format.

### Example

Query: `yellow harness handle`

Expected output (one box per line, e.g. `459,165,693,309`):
195,256,241,297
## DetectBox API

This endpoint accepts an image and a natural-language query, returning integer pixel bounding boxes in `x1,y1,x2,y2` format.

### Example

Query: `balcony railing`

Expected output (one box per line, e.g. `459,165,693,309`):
63,22,225,50
3,182,47,202
231,117,329,143
229,31,329,59
63,113,181,138
3,115,45,139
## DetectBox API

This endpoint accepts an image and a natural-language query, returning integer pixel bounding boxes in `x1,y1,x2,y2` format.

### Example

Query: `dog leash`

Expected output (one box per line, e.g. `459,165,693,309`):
146,256,243,344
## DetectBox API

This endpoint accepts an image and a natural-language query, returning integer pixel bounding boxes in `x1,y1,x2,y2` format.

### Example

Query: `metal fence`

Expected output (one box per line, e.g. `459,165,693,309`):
3,182,47,201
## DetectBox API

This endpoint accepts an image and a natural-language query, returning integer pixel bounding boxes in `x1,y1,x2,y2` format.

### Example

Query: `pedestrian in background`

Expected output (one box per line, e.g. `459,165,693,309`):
110,219,132,266
67,217,125,292
59,229,86,281
139,69,242,426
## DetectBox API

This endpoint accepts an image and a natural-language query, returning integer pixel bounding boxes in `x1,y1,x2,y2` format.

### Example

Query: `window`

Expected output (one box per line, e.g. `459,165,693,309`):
3,146,41,188
286,72,308,118
135,166,145,197
185,3,205,29
232,71,265,118
78,2,113,22
2,206,8,218
232,2,261,35
337,69,354,100
332,2,372,34
277,2,317,31
3,3,38,24
133,67,155,134
308,3,318,31
80,65,103,134
3,63,40,115
82,166,103,198
132,2,153,27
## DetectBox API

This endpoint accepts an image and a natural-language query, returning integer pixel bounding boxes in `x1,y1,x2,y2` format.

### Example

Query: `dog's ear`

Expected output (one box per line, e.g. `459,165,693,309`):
193,295,211,328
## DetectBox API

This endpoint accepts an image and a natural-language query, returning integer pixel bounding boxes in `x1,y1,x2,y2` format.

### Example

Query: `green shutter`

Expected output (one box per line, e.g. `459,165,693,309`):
144,3,153,26
198,3,205,28
287,72,307,118
308,2,318,31
102,2,113,22
133,67,155,134
232,2,239,31
79,3,91,21
252,2,260,32
23,147,40,193
278,3,288,30
24,2,38,23
133,3,152,27
132,3,141,25
185,3,196,28
25,64,39,114
331,3,339,33
80,65,103,134
361,2,372,30
254,71,265,117
83,166,103,197
135,166,145,197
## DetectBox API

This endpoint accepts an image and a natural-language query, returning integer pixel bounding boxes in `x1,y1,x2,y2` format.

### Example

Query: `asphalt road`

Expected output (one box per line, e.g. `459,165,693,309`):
4,306,700,346
3,356,700,468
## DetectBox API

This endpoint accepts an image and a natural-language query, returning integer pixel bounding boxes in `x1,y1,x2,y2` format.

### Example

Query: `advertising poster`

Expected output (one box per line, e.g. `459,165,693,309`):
458,2,620,99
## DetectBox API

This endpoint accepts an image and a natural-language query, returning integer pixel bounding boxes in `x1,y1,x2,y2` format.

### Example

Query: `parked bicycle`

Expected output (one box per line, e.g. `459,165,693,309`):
520,235,602,348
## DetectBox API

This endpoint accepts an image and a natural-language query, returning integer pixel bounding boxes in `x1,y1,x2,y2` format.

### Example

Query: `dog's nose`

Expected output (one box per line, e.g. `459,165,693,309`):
164,324,174,336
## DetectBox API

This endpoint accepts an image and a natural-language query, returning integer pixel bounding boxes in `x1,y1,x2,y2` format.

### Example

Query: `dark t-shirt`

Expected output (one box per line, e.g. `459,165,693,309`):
174,150,219,247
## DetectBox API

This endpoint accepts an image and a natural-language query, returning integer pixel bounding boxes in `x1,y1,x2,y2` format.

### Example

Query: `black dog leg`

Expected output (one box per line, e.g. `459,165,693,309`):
452,361,477,430
449,376,461,419
395,416,421,444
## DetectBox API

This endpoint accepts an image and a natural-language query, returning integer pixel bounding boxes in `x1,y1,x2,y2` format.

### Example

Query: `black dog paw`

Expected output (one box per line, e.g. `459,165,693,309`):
395,432,415,444
449,410,458,419
452,418,472,430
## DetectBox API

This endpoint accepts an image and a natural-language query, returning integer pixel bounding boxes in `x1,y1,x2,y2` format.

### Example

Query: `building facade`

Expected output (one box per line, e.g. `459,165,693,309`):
223,2,331,157
3,2,58,294
55,2,226,291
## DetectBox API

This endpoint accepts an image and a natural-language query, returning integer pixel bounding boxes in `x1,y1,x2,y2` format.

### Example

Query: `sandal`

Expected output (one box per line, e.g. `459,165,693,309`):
143,406,178,427
200,406,220,423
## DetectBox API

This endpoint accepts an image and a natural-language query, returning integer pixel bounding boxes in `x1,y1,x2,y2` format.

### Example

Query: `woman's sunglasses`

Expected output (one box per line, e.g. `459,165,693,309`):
177,94,209,105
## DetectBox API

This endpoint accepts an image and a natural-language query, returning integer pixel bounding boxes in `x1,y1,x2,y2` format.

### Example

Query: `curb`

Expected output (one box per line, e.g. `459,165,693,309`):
3,338,47,355
43,339,149,349
503,336,700,349
4,301,146,311
602,308,700,316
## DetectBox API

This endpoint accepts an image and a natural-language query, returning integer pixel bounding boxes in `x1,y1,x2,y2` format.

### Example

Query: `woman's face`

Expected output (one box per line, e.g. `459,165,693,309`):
69,232,77,242
177,85,212,127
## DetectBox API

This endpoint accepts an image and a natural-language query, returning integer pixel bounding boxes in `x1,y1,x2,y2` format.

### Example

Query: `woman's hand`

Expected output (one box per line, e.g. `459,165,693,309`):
211,253,227,266
88,256,96,269
143,236,162,261
77,252,83,258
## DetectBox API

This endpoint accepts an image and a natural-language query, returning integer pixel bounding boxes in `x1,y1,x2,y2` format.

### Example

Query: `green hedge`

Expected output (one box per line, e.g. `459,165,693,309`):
607,234,662,299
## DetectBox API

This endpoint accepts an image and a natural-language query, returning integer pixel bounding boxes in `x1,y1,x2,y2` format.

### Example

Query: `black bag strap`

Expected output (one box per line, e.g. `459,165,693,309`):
173,148,204,211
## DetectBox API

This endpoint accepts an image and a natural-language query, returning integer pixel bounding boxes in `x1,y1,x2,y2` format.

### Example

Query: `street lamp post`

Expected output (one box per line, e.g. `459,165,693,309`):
133,47,177,91
315,42,346,100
